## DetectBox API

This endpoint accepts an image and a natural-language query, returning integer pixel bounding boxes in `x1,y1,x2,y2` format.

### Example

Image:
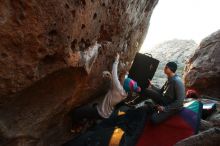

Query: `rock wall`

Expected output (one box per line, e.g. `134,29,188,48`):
183,30,220,98
0,0,158,145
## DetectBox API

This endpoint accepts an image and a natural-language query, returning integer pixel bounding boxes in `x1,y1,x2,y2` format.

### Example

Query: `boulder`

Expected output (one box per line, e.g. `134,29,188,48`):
183,30,220,98
207,111,220,126
0,0,159,145
200,120,214,131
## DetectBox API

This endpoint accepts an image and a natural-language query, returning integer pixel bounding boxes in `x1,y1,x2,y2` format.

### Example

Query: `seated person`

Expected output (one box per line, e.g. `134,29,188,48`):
142,62,185,124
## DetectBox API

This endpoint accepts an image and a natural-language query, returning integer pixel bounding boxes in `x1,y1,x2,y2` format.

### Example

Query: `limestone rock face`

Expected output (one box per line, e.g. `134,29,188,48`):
183,30,220,98
0,0,158,145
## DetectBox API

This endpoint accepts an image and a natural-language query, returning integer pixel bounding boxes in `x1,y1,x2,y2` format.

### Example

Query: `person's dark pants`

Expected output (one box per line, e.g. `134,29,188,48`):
142,88,170,105
142,88,179,124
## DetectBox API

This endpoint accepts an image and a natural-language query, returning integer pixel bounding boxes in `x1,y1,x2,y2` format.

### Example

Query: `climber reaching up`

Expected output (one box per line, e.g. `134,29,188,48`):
96,53,128,118
97,53,142,118
71,53,141,133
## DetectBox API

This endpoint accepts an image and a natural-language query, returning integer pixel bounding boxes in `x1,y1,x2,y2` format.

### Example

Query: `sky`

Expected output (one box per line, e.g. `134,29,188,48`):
140,0,220,52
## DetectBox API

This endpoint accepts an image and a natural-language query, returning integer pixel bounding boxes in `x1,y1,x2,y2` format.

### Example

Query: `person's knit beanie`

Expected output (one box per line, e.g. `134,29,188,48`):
166,62,177,73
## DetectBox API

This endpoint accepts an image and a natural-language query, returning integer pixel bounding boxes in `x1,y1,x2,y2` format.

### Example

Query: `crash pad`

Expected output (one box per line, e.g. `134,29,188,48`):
128,53,159,91
136,100,202,146
63,107,148,146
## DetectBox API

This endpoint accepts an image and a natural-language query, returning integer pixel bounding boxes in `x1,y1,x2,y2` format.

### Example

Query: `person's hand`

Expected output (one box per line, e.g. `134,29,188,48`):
148,79,152,88
156,105,165,112
115,53,120,62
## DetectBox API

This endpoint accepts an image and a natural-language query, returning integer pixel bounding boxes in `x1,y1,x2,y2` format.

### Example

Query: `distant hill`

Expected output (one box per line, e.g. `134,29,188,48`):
146,39,198,87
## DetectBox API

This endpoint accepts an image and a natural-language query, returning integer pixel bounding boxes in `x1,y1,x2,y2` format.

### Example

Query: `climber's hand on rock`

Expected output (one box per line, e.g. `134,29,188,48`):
115,53,120,62
103,71,111,79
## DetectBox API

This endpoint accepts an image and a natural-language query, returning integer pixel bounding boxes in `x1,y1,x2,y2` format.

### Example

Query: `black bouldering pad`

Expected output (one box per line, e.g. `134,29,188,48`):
128,53,159,91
